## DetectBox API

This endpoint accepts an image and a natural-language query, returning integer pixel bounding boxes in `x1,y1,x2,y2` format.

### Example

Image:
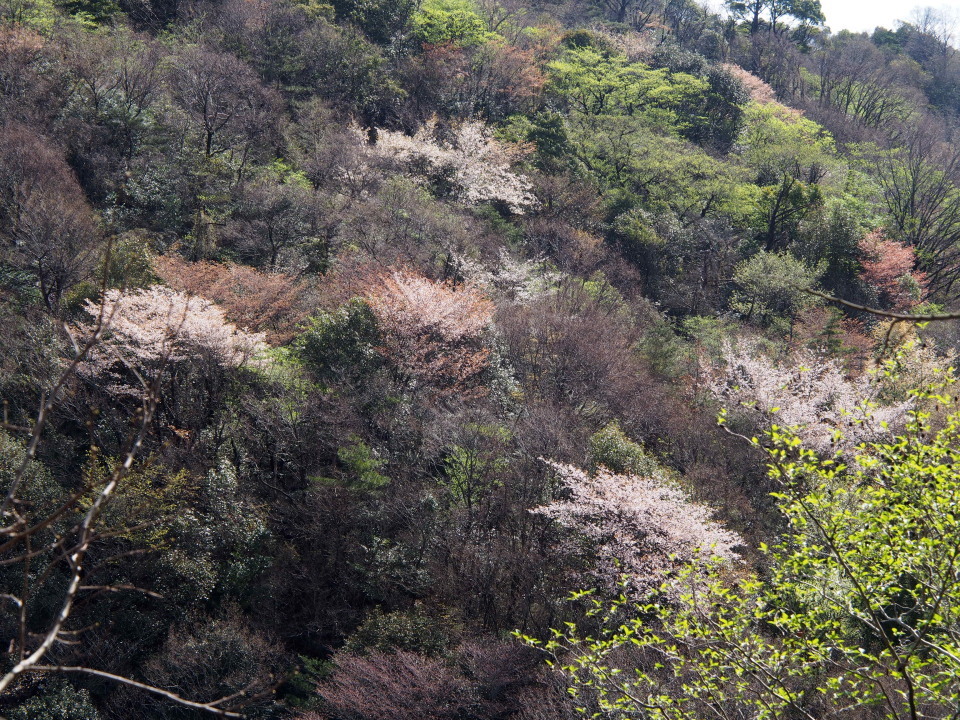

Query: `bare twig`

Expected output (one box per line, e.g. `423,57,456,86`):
0,252,265,717
0,387,157,694
29,666,247,718
806,288,960,321
78,584,164,599
1,291,115,517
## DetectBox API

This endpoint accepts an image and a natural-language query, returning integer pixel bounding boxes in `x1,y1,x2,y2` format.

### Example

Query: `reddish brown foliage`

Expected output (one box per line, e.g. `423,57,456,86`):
364,269,494,399
316,650,474,720
154,256,314,343
313,255,383,309
512,671,581,720
0,25,43,55
859,230,927,310
0,123,84,206
313,641,544,720
527,172,604,230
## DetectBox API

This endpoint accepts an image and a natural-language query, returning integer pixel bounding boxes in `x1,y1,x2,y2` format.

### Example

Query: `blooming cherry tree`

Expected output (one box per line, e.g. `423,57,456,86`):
365,270,494,398
154,257,313,343
534,461,742,594
80,285,266,396
709,341,911,457
369,120,537,213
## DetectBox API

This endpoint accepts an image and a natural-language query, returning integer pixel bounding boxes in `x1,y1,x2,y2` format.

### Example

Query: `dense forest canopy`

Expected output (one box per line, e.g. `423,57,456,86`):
5,0,960,716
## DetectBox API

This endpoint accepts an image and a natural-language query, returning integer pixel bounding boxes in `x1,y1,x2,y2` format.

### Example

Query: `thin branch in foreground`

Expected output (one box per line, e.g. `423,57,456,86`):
78,584,164,599
806,288,960,321
0,299,114,516
0,246,271,718
29,666,246,718
805,287,960,356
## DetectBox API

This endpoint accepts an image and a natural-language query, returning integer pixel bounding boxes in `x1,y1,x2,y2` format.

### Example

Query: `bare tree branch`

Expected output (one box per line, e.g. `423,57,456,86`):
0,385,157,694
29,666,247,718
78,584,164,598
0,246,268,717
806,288,960,320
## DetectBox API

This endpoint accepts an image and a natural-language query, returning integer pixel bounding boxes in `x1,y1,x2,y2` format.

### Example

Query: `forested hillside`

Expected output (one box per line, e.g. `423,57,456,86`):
4,0,960,716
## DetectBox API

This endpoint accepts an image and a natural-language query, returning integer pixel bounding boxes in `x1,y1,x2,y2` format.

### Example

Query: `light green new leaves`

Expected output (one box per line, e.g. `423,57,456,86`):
567,114,758,223
547,47,709,133
410,0,498,47
737,102,841,185
526,381,960,719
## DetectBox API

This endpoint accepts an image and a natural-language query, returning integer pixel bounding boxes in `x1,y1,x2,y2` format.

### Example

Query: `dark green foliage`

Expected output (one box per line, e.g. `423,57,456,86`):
726,0,824,34
307,22,405,125
526,111,571,170
331,0,415,45
645,48,748,149
297,299,382,385
560,29,611,50
793,206,865,295
8,679,102,720
700,65,749,150
649,45,709,76
344,606,453,656
58,0,120,23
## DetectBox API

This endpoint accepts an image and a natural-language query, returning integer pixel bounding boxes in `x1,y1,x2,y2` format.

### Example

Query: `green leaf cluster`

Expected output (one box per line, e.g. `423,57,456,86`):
730,249,824,331
527,377,960,720
410,0,497,47
296,298,382,385
587,421,659,476
548,47,710,135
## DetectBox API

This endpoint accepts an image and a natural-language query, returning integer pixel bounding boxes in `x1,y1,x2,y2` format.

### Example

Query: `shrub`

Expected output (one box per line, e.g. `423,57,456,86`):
130,609,286,719
7,679,102,720
587,420,658,475
729,250,824,332
344,607,452,656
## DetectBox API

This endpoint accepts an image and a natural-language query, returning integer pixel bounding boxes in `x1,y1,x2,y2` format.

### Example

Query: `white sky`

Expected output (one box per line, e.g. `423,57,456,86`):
704,1,960,35
818,0,955,33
